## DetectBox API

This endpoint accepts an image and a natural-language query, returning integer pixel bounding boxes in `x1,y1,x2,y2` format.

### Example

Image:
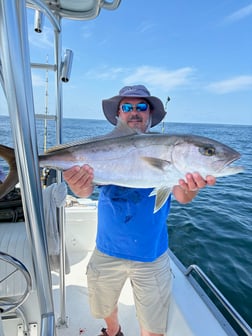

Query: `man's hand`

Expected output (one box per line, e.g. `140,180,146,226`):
173,173,216,204
63,164,94,198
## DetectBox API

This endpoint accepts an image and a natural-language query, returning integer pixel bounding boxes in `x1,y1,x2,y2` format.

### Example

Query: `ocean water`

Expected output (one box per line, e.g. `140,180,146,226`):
0,115,251,333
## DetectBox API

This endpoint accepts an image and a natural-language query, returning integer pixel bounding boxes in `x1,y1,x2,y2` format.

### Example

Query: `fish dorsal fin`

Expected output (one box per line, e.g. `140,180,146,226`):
142,157,171,171
45,139,90,153
45,118,138,154
149,187,172,213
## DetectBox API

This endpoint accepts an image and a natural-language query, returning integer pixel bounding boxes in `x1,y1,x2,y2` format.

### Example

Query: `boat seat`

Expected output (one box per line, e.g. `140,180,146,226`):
0,222,35,298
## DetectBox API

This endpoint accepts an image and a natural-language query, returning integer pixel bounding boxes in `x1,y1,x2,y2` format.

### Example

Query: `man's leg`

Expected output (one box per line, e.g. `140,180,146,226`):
86,250,126,336
130,251,172,336
140,327,163,336
99,306,121,336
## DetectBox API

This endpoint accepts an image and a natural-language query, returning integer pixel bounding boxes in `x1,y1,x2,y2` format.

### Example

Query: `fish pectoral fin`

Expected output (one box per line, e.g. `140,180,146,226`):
142,157,171,171
149,187,172,213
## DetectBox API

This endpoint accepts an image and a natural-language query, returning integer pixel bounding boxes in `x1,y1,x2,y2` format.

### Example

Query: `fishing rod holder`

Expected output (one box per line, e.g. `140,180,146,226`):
34,9,44,33
61,49,73,83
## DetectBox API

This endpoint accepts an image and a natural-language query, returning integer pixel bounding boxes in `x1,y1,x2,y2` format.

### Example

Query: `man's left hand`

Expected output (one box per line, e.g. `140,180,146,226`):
179,173,216,192
173,173,216,204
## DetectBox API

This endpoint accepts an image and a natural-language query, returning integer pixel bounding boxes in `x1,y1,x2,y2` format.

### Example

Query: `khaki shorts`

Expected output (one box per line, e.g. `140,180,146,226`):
86,249,173,334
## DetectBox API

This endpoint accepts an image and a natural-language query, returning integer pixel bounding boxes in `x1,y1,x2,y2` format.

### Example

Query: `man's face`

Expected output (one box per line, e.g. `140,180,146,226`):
118,98,151,133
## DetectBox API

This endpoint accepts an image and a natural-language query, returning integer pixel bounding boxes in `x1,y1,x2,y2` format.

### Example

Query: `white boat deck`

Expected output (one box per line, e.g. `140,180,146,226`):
0,203,240,336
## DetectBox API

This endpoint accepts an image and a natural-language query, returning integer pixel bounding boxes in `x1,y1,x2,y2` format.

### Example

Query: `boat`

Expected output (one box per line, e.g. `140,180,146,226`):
0,1,251,336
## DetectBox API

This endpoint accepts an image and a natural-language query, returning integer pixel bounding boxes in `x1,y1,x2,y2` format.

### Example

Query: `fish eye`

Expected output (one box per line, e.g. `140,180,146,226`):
199,145,216,156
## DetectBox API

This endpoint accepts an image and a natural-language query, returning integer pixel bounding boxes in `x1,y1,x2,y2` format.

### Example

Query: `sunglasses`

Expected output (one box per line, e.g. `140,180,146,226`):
120,102,149,113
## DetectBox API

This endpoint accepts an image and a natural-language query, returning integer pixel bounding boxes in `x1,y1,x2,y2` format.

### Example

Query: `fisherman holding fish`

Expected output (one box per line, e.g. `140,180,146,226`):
64,85,216,336
0,84,240,335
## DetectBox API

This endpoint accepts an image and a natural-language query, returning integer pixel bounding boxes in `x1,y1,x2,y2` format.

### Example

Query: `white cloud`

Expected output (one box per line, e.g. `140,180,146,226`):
137,21,157,33
29,25,54,49
207,75,252,94
31,73,45,87
85,66,126,80
81,25,93,39
84,65,196,91
123,66,196,91
224,4,252,23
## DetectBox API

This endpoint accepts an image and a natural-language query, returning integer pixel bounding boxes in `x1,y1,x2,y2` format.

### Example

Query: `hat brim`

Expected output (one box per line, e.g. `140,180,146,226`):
102,95,166,127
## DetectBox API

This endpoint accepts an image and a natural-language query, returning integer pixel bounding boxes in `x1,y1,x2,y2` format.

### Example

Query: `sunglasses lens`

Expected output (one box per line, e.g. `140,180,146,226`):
121,103,133,112
121,103,149,112
136,103,148,111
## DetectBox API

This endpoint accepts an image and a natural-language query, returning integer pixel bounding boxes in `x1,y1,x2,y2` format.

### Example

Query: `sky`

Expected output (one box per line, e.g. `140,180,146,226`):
0,0,252,125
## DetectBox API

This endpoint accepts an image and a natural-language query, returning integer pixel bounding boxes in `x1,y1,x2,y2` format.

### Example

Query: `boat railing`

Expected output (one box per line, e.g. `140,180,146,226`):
0,251,32,314
185,264,252,336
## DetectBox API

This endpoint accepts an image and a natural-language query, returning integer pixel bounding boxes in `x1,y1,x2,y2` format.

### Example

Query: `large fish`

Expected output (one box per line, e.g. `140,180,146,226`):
0,120,243,212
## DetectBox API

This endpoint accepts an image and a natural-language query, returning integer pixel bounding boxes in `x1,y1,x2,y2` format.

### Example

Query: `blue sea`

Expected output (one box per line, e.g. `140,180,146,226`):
0,115,251,333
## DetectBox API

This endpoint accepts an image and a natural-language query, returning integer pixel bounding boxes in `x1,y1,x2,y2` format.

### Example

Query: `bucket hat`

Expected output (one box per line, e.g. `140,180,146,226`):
102,85,166,127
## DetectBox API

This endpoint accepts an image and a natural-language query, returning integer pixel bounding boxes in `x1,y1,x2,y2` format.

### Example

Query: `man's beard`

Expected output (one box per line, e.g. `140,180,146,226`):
127,115,152,133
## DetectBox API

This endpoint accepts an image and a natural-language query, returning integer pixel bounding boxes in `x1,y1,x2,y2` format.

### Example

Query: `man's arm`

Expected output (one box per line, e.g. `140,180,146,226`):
173,173,216,204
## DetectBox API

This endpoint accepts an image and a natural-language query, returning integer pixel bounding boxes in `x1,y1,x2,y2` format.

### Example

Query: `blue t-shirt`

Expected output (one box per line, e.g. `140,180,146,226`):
96,185,171,262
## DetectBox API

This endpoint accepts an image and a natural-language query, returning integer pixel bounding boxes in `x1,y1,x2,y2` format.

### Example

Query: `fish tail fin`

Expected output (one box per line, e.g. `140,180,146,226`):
0,144,19,199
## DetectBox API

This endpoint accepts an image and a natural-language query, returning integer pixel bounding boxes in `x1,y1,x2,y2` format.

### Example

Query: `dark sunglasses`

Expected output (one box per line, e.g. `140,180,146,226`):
120,102,149,113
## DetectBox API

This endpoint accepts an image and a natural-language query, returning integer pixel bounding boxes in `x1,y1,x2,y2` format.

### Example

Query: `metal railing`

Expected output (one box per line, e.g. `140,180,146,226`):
185,264,252,336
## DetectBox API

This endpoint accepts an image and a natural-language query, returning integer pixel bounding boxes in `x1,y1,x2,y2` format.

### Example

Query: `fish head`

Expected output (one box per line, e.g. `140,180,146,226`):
171,135,244,178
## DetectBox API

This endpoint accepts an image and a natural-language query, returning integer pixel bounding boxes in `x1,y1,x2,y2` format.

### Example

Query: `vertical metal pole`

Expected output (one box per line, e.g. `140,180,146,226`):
54,18,68,327
0,1,55,335
57,207,68,328
0,317,4,336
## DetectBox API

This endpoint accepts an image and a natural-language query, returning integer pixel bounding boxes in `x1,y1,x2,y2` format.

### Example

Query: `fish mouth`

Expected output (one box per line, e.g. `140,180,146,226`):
225,153,240,166
216,154,244,176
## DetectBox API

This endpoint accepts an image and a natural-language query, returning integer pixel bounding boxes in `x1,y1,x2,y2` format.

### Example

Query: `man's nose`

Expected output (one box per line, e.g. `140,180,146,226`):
131,107,140,113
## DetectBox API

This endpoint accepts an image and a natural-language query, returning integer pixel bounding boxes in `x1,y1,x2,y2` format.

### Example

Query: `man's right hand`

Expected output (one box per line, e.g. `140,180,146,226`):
63,164,94,197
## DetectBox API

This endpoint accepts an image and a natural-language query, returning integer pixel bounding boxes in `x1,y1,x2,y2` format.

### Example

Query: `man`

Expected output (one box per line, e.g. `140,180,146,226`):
63,85,216,336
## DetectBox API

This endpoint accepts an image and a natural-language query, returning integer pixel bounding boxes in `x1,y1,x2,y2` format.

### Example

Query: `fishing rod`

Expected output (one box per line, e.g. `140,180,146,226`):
42,55,50,188
162,96,171,133
43,55,49,153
